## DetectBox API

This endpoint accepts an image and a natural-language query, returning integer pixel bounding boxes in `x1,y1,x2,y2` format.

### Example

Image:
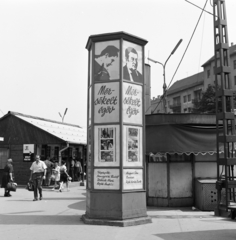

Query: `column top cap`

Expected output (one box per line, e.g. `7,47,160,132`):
86,31,148,50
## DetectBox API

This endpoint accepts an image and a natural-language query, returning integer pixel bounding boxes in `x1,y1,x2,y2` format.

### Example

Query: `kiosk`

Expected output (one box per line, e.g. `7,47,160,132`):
82,32,151,226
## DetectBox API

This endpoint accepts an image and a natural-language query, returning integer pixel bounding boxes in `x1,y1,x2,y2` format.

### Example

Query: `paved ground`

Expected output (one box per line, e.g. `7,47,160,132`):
1,182,236,240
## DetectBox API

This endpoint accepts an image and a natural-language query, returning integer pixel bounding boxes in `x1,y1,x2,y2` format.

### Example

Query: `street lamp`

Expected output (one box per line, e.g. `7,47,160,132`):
59,108,68,122
148,39,182,113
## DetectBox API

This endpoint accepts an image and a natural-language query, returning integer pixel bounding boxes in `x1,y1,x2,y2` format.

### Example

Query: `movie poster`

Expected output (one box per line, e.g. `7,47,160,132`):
123,169,143,190
94,82,119,123
123,125,142,167
94,125,120,167
94,169,120,190
94,40,120,81
123,82,142,124
122,41,143,84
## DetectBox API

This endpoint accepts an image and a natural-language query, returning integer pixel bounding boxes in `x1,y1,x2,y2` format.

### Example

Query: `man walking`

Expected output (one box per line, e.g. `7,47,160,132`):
44,158,54,186
29,155,47,201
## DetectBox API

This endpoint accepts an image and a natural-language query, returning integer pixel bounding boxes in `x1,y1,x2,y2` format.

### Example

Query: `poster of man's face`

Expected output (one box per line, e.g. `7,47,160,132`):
123,41,143,84
94,40,120,81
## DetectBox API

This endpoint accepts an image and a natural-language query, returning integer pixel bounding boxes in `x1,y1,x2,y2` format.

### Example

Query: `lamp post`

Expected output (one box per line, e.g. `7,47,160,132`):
59,108,68,122
148,39,182,113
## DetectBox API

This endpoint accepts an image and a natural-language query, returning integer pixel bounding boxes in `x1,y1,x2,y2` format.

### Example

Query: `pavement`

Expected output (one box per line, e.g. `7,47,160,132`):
1,182,236,240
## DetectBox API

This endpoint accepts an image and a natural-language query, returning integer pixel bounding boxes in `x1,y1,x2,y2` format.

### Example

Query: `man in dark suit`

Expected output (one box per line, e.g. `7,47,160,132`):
94,45,119,81
123,47,143,83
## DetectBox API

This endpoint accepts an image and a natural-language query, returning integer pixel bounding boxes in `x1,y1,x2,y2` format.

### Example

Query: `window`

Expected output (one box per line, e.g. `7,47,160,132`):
188,94,191,102
173,96,181,106
184,108,187,113
183,96,187,103
207,69,210,78
194,90,202,101
234,60,236,69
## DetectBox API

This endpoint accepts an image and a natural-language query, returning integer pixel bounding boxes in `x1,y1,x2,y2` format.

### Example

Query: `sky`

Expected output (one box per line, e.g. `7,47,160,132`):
1,0,236,128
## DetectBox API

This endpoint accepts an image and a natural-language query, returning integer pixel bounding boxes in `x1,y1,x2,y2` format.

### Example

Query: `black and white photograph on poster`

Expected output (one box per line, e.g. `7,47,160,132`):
99,127,115,162
94,82,119,123
123,41,143,84
123,125,142,167
23,144,34,162
94,125,120,167
94,40,120,81
127,127,139,162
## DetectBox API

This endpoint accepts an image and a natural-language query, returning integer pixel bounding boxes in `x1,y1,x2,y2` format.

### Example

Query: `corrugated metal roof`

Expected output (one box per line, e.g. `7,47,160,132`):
9,112,86,145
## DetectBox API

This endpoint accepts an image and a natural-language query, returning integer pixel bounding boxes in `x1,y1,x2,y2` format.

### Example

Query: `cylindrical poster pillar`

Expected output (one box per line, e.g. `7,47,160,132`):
83,32,151,226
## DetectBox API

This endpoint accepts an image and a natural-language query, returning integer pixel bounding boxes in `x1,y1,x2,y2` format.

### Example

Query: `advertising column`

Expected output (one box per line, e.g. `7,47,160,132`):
83,32,151,226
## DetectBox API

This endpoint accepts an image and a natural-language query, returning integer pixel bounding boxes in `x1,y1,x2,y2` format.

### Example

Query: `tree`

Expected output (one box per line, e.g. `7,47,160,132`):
192,84,236,113
192,85,217,113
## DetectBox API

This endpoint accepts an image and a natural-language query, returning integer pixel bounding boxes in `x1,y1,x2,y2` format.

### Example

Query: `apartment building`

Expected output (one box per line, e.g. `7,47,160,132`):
151,43,236,114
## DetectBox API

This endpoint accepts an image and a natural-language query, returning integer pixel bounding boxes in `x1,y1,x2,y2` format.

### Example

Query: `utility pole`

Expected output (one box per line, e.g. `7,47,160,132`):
213,0,236,218
148,39,182,113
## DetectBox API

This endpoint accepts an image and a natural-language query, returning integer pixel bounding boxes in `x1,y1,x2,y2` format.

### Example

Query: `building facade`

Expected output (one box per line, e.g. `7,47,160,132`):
151,43,236,113
0,111,87,184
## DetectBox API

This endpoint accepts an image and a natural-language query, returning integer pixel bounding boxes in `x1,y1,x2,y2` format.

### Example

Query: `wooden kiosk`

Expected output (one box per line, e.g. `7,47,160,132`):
82,32,151,226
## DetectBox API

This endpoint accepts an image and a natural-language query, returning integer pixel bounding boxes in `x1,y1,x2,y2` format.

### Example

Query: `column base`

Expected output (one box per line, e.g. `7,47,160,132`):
81,214,152,227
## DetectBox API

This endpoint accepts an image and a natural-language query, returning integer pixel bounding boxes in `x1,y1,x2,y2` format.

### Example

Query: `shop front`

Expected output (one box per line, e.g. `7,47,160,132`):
146,113,220,207
0,111,86,185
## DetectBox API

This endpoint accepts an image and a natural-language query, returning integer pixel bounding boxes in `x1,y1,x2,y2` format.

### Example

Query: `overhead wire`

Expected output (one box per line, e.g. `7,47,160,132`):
152,0,209,114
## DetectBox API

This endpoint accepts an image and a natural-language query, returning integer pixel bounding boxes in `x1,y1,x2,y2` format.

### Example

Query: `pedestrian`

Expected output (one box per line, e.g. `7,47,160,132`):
74,159,82,181
29,155,47,201
70,157,75,181
59,161,70,192
43,158,54,186
52,162,60,190
1,159,14,197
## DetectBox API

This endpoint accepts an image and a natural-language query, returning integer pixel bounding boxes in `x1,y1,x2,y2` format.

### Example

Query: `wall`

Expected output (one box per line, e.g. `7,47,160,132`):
10,145,32,184
147,153,217,207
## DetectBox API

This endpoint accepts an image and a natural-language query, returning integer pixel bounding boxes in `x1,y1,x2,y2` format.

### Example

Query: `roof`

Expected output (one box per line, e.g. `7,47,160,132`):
201,44,236,67
167,72,204,96
4,111,87,145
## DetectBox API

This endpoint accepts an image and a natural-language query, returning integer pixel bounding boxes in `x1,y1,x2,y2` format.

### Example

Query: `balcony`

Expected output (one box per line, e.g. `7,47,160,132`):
169,103,181,113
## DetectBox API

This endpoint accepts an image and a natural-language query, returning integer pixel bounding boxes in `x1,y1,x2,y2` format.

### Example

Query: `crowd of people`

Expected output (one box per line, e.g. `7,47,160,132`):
1,156,84,200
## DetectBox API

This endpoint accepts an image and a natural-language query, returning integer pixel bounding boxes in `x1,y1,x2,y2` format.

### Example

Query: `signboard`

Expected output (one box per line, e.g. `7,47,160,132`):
123,82,142,124
94,82,119,123
94,169,120,190
123,125,142,167
123,169,143,190
94,125,120,167
23,144,34,162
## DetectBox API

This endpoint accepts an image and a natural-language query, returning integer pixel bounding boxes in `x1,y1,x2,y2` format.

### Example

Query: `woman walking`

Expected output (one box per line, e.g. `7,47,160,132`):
1,159,14,197
59,161,70,192
52,162,60,190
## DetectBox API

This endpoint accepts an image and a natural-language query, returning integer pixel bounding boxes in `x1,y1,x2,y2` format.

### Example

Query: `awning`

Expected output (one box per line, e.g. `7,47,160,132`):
146,124,222,155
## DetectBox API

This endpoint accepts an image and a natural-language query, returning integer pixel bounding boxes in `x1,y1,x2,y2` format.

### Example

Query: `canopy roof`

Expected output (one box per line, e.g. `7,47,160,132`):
1,111,86,145
146,113,222,155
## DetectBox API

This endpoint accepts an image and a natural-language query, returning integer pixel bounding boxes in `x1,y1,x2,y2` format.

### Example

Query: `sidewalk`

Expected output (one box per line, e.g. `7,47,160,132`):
1,182,236,240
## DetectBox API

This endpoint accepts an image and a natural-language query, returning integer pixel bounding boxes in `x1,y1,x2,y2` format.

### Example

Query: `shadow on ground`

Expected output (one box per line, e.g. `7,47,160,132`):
155,229,236,240
0,214,84,225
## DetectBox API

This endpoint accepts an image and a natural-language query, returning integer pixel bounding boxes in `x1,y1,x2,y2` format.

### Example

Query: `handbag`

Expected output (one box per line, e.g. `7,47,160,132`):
26,181,34,191
6,182,17,192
